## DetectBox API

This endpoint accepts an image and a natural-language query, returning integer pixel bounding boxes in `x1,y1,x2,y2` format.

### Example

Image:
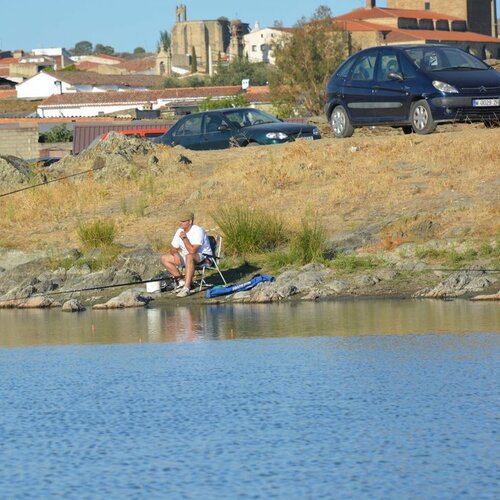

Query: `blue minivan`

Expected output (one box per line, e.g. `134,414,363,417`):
324,44,500,137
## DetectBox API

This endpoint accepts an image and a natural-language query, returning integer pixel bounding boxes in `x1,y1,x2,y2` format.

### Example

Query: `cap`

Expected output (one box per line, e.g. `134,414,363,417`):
178,210,194,222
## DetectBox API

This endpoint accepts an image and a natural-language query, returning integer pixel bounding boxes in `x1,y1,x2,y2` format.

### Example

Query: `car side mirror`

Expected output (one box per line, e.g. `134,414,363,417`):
218,124,229,131
388,71,404,81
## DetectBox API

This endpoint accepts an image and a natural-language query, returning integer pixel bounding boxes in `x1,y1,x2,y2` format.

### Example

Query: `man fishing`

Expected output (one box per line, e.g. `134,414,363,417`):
160,211,212,297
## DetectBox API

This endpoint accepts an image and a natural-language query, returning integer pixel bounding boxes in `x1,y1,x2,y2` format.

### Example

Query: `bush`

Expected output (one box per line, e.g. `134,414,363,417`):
39,124,73,143
77,219,116,249
199,94,249,111
331,254,380,273
211,206,286,256
289,216,327,264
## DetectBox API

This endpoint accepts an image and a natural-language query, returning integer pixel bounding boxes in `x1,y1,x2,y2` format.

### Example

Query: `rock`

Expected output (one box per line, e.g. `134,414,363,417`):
470,291,500,301
354,274,380,287
177,154,192,164
417,269,497,298
62,299,86,312
0,155,30,184
375,269,399,281
92,289,153,309
325,280,349,293
18,296,61,309
232,291,252,301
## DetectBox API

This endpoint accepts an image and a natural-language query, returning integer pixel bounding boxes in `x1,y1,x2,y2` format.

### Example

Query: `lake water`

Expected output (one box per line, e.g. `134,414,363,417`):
1,299,499,499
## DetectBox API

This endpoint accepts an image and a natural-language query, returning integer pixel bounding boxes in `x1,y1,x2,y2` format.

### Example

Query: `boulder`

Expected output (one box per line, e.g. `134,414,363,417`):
417,269,497,298
62,299,86,312
92,289,153,309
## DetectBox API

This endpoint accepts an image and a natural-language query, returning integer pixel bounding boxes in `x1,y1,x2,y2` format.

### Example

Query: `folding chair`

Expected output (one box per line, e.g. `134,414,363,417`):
195,235,227,291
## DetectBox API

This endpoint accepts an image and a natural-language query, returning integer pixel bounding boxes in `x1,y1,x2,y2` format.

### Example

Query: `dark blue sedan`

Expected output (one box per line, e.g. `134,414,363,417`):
325,44,500,137
153,107,321,150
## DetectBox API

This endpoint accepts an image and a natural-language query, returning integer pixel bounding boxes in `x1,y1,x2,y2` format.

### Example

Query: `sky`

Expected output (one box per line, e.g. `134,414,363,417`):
0,0,499,53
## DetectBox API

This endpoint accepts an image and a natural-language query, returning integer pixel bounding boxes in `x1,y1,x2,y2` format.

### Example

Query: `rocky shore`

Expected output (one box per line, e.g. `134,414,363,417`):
0,247,498,311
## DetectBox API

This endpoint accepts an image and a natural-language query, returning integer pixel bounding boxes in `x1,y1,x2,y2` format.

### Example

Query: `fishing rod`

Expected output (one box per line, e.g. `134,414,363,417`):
0,164,104,199
43,276,174,297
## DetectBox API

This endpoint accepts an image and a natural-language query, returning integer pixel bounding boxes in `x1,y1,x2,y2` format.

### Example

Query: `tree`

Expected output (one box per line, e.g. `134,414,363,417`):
210,59,272,86
310,4,333,21
191,46,198,73
273,20,284,28
94,44,115,55
270,12,349,115
72,40,93,56
199,94,249,111
158,30,170,51
133,47,146,56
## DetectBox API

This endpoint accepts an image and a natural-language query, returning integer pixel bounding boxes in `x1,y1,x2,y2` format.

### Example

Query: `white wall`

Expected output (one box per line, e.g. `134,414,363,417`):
16,72,73,99
243,28,290,64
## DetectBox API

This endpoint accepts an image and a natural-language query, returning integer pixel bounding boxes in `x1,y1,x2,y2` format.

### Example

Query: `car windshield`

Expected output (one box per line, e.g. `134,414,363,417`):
222,109,280,129
404,46,489,72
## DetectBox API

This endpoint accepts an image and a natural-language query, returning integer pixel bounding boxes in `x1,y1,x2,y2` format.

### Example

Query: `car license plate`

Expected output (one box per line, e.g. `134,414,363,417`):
296,136,313,141
472,98,499,107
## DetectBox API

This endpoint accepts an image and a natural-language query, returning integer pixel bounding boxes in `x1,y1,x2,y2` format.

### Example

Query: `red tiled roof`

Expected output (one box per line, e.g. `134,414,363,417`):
336,7,462,22
0,57,21,66
337,18,500,43
0,68,10,77
74,61,100,70
384,27,500,43
117,56,156,73
85,54,126,63
39,85,270,108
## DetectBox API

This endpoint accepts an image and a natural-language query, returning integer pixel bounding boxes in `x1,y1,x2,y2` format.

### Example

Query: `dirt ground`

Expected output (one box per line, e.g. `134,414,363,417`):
0,123,498,261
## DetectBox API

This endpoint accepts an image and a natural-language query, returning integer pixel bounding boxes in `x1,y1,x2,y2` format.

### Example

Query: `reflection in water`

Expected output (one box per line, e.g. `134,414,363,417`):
0,299,499,348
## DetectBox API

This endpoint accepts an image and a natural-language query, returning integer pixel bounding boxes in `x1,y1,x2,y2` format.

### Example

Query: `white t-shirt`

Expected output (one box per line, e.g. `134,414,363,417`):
171,224,212,257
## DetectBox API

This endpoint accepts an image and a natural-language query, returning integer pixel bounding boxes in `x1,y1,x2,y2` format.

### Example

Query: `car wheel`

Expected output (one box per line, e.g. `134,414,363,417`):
410,100,436,135
330,106,354,138
402,126,413,135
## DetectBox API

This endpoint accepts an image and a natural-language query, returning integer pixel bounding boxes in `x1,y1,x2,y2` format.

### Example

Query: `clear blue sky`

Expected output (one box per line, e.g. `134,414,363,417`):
0,0,498,53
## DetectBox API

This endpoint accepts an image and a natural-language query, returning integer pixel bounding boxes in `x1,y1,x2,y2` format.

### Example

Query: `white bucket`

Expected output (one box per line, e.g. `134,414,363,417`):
146,281,161,293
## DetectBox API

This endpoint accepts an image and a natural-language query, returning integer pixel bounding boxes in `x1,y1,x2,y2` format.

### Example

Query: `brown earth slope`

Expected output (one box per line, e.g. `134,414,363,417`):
0,125,498,257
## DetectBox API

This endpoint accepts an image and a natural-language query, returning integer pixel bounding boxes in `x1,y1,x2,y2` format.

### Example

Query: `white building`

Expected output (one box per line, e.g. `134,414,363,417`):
16,71,162,99
243,27,293,64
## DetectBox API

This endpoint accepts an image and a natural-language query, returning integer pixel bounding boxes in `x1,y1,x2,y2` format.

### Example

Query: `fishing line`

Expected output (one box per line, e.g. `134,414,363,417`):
0,165,104,199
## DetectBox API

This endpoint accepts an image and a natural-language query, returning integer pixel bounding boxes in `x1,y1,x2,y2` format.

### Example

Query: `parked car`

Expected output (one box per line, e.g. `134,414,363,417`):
152,108,321,150
325,44,500,137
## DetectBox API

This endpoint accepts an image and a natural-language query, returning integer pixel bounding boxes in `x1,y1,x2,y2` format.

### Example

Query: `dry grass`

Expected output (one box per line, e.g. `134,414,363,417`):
0,124,498,255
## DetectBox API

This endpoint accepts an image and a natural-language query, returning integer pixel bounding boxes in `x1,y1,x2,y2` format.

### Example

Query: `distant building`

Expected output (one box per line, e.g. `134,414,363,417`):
170,4,249,72
16,71,163,99
335,0,500,58
243,26,293,64
386,1,498,37
0,47,73,81
37,85,271,118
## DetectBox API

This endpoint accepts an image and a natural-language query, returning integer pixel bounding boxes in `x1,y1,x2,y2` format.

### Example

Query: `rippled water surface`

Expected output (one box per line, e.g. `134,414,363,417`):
1,300,499,498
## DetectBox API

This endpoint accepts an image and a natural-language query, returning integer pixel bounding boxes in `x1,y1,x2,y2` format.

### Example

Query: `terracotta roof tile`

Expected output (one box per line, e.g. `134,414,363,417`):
39,85,270,108
336,7,462,22
46,71,163,87
117,57,156,73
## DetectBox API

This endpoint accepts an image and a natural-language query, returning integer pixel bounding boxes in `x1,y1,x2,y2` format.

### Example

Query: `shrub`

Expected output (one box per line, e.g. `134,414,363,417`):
39,124,73,143
289,216,327,265
199,94,249,111
77,219,116,249
211,206,286,256
331,253,380,273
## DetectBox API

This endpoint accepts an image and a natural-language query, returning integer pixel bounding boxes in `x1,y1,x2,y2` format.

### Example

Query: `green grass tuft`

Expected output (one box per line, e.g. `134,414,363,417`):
211,206,286,256
77,219,116,250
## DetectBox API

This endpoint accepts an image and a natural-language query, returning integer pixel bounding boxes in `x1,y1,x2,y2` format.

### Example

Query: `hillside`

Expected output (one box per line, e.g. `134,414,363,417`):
0,124,499,265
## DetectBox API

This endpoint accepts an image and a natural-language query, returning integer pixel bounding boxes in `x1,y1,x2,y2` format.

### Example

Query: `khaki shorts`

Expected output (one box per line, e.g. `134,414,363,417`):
179,253,204,266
